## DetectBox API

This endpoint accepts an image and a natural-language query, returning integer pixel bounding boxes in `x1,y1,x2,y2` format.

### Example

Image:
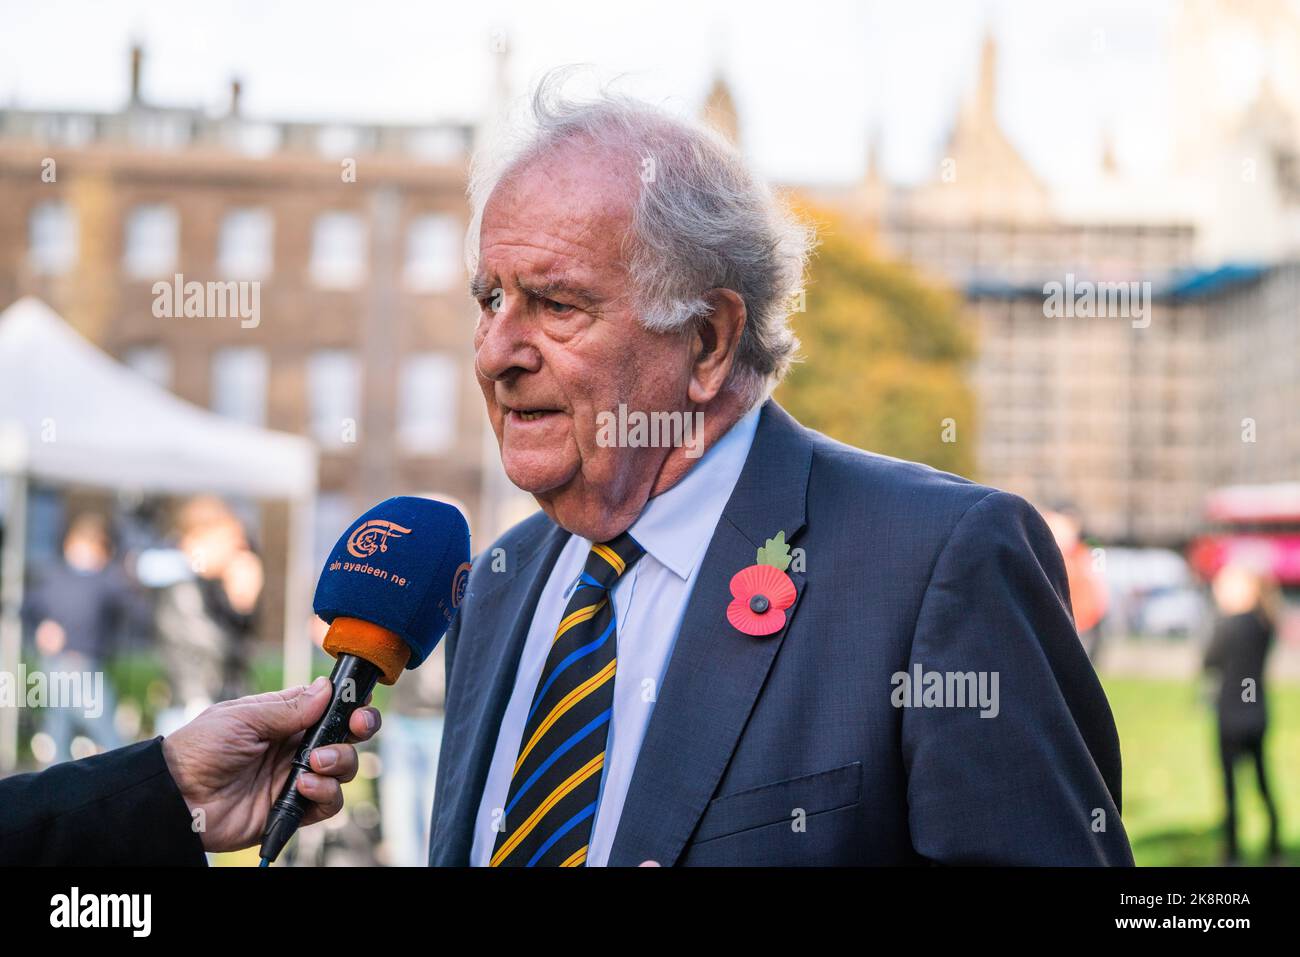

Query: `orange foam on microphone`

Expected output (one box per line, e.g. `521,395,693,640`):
322,616,412,685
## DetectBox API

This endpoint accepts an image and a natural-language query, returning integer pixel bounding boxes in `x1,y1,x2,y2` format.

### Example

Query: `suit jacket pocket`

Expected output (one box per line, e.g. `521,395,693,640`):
692,761,862,845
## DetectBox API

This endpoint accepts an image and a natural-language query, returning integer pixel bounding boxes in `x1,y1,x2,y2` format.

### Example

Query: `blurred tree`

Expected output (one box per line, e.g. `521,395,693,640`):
775,203,976,477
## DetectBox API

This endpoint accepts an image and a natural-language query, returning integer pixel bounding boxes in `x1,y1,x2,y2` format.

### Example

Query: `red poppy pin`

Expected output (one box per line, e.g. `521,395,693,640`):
727,531,797,637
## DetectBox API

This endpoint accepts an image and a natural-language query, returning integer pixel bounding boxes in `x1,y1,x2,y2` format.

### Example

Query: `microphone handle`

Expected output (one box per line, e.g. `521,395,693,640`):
257,653,382,865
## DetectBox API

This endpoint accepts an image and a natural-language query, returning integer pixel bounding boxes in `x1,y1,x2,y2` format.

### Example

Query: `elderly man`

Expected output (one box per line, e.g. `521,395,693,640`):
430,78,1133,867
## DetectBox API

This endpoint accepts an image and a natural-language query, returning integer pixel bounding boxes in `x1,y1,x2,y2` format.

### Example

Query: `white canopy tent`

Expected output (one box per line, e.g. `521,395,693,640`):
0,296,318,771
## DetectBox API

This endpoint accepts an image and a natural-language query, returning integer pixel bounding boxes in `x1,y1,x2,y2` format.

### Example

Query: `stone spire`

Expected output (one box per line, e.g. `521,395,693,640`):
972,30,997,123
905,30,1051,224
701,72,741,148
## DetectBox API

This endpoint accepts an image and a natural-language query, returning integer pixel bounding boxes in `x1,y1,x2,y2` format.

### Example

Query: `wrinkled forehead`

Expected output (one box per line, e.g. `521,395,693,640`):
480,140,640,273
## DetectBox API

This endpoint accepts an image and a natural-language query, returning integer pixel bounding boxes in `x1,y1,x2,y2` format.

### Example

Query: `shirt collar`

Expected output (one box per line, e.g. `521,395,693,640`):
623,404,762,581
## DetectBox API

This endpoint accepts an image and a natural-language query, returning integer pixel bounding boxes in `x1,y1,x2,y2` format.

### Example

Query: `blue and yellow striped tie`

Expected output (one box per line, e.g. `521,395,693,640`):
490,531,644,867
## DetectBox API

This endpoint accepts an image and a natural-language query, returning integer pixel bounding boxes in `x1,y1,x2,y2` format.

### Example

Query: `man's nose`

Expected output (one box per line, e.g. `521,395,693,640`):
475,296,541,382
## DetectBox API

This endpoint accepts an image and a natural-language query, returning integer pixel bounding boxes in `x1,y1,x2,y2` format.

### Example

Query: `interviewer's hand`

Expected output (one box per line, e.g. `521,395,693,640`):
161,677,381,852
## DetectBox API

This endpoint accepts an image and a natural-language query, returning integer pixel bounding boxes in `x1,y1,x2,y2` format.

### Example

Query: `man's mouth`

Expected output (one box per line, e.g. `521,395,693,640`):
506,407,561,423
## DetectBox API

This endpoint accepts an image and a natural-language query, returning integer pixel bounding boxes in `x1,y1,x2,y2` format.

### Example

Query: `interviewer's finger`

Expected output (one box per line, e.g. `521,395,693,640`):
244,676,332,739
346,706,381,742
296,772,344,821
308,744,358,783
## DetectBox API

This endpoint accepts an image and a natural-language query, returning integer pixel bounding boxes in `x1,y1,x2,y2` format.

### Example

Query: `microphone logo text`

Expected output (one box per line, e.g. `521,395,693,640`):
452,561,471,608
346,519,413,559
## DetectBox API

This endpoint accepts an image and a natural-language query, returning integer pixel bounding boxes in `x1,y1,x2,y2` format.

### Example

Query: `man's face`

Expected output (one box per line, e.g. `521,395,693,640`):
472,145,694,535
64,533,109,572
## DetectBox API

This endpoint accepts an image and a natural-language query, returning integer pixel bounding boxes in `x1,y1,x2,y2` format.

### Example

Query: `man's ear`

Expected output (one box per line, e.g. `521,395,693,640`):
688,288,746,404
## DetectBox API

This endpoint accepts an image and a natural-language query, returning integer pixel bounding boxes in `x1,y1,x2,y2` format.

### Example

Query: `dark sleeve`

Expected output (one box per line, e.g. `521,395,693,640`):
901,490,1134,866
107,563,157,641
1203,617,1233,672
0,738,208,866
20,569,52,635
198,577,257,635
427,605,462,865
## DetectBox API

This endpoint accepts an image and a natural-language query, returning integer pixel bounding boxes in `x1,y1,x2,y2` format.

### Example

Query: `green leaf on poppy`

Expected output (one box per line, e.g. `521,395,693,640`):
756,531,792,571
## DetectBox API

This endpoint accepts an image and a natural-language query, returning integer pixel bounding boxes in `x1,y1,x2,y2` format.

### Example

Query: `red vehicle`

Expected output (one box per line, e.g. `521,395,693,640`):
1189,483,1300,645
1189,483,1300,585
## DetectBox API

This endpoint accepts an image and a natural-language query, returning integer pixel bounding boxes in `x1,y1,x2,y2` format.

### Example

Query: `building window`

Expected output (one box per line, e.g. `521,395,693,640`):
406,127,468,163
226,123,282,157
218,208,274,279
309,212,367,289
123,345,172,390
211,347,268,426
34,114,95,149
307,350,361,449
405,213,462,292
398,352,458,453
28,202,78,275
316,125,371,159
128,114,191,150
123,204,179,278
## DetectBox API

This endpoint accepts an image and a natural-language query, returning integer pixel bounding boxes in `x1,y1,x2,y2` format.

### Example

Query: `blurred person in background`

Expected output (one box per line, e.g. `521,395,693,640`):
1203,562,1283,864
378,643,446,867
21,512,152,762
1044,503,1108,663
143,496,263,735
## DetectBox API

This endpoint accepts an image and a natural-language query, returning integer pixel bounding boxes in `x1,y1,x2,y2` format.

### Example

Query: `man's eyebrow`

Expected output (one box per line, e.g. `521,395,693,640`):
516,277,601,308
469,273,602,308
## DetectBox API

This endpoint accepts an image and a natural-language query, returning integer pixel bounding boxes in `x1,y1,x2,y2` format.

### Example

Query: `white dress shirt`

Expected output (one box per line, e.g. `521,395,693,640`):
471,405,761,866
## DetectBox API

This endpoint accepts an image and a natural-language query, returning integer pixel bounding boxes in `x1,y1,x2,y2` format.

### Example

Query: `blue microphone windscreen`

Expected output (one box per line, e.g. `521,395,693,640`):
313,496,471,669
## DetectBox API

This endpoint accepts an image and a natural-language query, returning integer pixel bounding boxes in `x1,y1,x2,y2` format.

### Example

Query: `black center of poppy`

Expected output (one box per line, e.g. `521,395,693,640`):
749,594,770,614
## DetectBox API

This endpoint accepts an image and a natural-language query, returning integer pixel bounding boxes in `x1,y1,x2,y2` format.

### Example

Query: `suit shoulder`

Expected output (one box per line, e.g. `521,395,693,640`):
804,430,1000,520
475,508,553,559
465,509,558,590
796,426,1054,565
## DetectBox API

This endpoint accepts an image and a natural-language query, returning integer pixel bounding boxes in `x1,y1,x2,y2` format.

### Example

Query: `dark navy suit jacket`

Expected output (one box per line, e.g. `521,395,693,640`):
430,402,1133,865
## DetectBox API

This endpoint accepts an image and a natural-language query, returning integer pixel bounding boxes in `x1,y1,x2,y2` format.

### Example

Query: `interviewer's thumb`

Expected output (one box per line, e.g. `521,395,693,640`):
247,676,331,738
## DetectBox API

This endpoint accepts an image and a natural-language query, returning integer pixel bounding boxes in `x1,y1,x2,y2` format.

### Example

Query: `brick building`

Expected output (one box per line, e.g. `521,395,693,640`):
0,47,515,643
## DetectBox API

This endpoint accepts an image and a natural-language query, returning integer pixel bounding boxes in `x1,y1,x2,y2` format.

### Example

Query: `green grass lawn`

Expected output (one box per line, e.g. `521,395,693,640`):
1103,675,1299,866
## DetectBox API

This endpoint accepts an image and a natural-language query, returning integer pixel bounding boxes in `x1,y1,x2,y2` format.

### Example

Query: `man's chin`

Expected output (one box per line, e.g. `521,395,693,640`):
501,456,575,498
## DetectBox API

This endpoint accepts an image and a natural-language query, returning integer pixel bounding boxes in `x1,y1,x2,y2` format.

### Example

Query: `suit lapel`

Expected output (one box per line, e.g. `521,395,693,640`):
608,402,813,866
434,518,570,865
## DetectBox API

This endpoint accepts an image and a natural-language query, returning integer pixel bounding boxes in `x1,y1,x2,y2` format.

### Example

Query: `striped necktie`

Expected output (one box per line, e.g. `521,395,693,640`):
490,531,645,867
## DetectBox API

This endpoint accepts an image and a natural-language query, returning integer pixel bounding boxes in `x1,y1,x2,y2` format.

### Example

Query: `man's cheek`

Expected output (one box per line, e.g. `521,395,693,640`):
571,408,600,458
541,310,598,344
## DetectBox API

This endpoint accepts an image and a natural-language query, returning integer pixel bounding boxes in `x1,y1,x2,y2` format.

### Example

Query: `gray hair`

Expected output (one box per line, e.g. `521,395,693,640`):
466,70,813,405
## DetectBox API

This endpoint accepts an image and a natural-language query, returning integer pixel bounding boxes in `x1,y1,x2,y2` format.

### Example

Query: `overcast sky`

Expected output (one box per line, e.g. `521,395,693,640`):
0,0,1183,187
